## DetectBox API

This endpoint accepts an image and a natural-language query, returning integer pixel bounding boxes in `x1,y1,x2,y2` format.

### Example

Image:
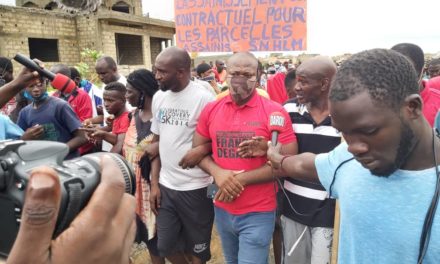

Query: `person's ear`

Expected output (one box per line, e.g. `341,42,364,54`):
403,94,423,119
320,77,330,92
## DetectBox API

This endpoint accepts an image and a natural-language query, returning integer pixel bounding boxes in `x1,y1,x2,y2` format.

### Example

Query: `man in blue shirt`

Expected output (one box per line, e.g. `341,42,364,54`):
268,49,440,263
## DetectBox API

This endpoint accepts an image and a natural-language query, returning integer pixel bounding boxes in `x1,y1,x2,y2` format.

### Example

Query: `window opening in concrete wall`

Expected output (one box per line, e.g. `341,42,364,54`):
44,1,58,10
150,37,168,66
112,1,131,13
108,21,142,29
115,33,143,65
28,38,60,62
23,1,39,8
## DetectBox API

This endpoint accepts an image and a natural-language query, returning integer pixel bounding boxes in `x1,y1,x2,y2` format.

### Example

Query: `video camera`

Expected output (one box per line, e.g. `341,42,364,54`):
0,140,135,256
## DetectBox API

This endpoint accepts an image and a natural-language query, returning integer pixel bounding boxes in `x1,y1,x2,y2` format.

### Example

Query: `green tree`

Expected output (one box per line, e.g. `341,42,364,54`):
75,48,103,86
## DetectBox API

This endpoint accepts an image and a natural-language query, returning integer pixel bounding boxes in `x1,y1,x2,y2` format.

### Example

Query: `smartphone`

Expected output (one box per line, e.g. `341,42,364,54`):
201,75,215,82
206,184,219,199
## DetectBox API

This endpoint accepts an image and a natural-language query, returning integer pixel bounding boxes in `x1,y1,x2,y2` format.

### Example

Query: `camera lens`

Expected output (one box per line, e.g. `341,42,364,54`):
81,153,136,195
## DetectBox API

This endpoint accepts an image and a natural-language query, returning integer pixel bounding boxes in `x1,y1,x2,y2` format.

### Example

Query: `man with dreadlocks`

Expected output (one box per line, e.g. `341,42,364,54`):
268,49,440,263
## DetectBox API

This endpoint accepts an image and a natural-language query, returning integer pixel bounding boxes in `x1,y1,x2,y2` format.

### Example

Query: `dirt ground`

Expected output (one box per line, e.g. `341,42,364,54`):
0,225,275,264
131,224,275,264
207,225,225,264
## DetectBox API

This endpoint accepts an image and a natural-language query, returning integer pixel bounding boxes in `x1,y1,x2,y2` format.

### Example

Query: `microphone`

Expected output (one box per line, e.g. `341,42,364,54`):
13,54,76,94
268,112,285,146
55,0,101,13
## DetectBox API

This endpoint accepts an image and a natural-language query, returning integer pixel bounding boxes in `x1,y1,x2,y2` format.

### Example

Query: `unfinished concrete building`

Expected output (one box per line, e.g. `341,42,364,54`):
0,0,175,75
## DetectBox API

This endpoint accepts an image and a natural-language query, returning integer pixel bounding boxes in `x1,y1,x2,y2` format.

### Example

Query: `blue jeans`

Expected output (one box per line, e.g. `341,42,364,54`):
214,206,276,264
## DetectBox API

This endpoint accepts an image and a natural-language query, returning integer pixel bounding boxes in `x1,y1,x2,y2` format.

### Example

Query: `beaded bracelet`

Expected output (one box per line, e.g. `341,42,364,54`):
280,155,291,171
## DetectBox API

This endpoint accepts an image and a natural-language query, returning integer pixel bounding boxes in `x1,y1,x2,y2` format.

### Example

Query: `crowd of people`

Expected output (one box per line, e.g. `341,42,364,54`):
0,42,440,264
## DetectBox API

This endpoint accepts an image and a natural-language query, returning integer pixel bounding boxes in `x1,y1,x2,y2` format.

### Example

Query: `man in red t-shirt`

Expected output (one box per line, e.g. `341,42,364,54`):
427,76,440,91
81,82,129,154
51,64,94,154
190,52,298,263
213,60,227,83
267,71,288,104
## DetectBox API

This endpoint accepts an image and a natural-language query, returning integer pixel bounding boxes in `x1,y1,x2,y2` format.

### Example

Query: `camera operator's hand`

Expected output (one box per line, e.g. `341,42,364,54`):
7,155,136,264
21,124,44,140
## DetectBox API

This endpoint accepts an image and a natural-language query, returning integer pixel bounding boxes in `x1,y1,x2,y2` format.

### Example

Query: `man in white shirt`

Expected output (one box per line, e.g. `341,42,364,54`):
150,47,215,264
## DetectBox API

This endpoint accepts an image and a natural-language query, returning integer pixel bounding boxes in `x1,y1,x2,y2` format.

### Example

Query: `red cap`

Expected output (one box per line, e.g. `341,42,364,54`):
51,73,76,94
268,112,285,132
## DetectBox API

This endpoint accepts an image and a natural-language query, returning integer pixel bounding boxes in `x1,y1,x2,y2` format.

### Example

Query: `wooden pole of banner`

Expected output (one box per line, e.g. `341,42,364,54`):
331,201,340,264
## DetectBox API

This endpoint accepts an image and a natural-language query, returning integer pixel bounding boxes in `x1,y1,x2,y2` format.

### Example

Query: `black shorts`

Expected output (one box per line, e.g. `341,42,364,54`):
157,184,214,261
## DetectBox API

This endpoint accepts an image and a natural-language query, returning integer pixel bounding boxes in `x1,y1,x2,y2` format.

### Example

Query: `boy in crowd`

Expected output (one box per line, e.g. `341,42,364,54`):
82,82,129,154
17,79,87,159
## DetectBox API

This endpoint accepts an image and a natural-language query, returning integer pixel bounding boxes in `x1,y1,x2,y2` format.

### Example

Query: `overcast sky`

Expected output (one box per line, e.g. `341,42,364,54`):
1,0,439,55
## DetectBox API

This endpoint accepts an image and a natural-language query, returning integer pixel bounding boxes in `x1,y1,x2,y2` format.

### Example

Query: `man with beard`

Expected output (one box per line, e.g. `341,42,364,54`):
268,49,440,263
149,47,215,264
191,52,297,263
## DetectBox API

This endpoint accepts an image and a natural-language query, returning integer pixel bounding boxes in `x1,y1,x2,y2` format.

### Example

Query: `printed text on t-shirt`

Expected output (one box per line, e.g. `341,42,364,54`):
216,131,255,158
158,108,190,127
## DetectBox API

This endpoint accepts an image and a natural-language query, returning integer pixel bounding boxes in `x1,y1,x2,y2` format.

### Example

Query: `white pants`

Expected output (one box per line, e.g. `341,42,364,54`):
280,215,333,264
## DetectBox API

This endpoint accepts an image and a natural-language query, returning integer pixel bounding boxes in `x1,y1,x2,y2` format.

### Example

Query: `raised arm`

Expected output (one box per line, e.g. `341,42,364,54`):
235,141,298,186
267,142,319,183
0,67,40,108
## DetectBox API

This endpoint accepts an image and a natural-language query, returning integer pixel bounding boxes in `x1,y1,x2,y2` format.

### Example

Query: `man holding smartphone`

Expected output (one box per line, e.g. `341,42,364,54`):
196,63,222,94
